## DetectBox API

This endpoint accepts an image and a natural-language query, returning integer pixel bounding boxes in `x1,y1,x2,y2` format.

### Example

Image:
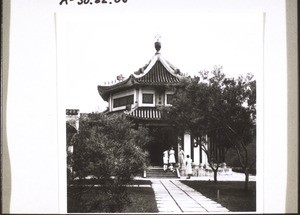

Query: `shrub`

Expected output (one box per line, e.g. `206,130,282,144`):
69,113,150,212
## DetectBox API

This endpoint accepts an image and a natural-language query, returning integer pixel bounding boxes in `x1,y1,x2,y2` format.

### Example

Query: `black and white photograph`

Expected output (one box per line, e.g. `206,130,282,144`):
2,0,298,214
57,11,262,213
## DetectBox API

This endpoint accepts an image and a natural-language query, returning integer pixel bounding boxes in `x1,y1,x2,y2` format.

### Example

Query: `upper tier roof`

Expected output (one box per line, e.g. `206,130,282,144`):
98,53,183,101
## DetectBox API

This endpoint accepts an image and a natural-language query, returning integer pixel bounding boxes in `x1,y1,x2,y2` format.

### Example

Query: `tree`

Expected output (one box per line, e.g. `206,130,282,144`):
161,74,229,182
69,113,150,212
161,66,256,189
211,71,256,191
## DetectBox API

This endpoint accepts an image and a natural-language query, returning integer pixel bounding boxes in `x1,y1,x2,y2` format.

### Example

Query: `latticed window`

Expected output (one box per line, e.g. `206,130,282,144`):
166,94,174,104
113,95,134,108
142,93,153,104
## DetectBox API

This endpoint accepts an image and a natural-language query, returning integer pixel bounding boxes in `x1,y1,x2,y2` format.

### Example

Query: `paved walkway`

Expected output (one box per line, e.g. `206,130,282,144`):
151,179,229,213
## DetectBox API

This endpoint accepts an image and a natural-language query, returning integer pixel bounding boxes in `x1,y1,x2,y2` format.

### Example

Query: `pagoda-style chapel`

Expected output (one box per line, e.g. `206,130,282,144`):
97,41,213,171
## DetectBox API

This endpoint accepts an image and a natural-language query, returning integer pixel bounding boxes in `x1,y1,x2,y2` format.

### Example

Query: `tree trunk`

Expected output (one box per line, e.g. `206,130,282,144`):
213,169,218,183
244,168,249,191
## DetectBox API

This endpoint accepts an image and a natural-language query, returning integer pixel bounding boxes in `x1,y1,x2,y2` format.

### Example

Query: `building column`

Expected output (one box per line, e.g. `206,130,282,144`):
191,135,194,161
134,87,139,107
193,145,200,165
183,132,191,160
201,135,208,165
109,93,112,112
177,135,183,164
138,88,142,106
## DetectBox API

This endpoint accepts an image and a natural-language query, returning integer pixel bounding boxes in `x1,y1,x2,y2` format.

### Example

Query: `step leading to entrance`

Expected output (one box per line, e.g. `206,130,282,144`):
146,167,179,178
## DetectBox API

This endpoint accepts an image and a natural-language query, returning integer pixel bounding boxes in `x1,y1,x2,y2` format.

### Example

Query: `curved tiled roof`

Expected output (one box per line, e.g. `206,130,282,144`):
125,107,162,120
97,52,183,101
97,76,134,101
134,60,180,84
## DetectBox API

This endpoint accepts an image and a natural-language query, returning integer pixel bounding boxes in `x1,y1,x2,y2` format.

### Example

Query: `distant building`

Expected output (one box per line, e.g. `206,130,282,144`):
66,109,79,152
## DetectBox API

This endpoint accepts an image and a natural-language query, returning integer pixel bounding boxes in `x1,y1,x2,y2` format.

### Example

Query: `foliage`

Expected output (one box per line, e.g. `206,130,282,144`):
161,66,256,188
69,113,150,212
226,140,256,174
68,186,158,213
66,123,77,183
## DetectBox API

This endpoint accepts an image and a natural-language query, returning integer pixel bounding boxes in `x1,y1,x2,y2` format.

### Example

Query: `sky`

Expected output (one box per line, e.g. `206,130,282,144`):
57,11,263,113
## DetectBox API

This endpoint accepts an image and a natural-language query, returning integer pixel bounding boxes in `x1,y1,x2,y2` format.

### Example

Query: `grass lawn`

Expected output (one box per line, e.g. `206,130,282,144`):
122,187,158,213
181,181,256,212
68,182,158,213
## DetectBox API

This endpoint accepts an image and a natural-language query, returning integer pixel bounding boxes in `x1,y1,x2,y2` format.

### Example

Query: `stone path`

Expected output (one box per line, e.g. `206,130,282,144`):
151,179,229,213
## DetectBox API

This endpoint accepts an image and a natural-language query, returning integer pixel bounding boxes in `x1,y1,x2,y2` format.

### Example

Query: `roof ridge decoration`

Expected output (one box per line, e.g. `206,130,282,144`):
133,38,181,78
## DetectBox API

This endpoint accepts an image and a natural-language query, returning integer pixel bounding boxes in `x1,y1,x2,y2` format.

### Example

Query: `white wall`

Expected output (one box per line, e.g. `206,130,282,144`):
138,87,156,107
111,89,135,111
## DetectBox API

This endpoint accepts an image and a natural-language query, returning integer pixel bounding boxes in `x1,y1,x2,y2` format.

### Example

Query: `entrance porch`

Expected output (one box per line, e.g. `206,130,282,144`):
147,126,177,166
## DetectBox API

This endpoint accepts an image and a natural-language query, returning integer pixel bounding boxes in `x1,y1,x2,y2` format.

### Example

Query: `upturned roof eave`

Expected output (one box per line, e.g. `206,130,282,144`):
98,75,185,101
97,75,135,101
97,50,185,101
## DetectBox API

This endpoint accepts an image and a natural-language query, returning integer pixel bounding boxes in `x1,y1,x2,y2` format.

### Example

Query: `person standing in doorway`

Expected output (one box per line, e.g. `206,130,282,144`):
163,149,169,172
185,155,193,179
168,147,176,172
178,146,185,169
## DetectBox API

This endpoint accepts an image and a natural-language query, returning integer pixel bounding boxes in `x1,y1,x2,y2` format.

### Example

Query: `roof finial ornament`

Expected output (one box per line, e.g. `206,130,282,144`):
154,34,161,54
